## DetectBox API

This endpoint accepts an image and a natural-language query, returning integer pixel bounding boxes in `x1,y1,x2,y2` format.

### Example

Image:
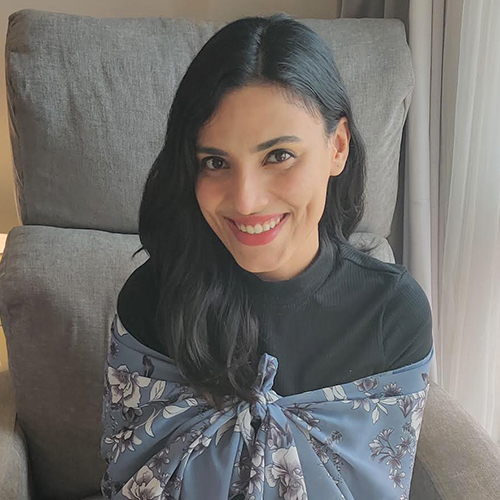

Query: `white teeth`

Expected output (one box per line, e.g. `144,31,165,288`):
235,214,285,234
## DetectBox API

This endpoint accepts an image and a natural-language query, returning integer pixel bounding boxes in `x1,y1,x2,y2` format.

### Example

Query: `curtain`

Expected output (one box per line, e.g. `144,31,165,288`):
336,0,500,444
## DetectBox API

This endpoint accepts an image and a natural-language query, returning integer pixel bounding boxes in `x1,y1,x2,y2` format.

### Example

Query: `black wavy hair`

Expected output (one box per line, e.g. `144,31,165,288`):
133,12,380,411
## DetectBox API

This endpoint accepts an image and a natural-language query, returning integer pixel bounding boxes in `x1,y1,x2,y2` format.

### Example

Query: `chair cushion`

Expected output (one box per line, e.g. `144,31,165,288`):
5,9,413,237
0,226,148,499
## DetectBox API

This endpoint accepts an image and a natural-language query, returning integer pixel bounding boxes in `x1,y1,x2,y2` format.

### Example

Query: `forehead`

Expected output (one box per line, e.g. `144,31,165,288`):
197,84,324,147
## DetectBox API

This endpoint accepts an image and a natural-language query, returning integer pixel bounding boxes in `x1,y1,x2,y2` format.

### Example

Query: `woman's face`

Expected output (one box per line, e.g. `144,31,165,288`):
195,84,350,281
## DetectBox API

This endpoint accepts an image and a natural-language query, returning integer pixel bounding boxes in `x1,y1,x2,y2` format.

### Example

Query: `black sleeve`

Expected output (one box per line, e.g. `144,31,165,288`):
381,270,434,371
116,259,163,353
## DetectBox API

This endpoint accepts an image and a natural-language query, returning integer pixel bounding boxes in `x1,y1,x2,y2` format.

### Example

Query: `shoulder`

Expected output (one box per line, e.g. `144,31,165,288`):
337,241,433,370
380,268,433,370
117,259,156,311
117,259,158,337
120,258,155,289
334,240,414,299
383,268,432,330
336,239,409,278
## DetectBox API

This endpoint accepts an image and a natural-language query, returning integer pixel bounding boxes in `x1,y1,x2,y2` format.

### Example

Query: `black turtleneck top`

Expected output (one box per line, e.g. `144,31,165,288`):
117,233,433,397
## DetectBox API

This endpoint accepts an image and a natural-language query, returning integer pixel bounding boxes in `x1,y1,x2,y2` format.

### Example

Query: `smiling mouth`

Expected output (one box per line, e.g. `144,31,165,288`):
230,213,288,232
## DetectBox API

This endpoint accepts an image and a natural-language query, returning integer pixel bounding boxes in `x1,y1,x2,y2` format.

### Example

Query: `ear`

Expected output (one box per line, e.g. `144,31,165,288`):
329,117,351,177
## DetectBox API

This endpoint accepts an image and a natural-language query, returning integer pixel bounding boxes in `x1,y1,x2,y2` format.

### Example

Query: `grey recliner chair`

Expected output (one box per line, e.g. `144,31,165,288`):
1,8,500,500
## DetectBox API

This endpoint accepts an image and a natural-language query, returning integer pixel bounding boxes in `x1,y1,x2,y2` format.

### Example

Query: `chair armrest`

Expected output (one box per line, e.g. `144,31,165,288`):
0,370,34,500
410,380,500,500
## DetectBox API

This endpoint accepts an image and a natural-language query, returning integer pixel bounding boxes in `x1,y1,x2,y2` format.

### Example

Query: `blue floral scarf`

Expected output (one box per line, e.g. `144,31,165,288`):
100,311,433,500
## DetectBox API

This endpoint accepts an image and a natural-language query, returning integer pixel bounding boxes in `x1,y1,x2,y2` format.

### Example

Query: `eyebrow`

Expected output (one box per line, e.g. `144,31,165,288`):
195,135,302,156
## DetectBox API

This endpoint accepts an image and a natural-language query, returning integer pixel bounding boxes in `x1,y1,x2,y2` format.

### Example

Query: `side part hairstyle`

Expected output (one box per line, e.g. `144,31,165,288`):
133,12,380,410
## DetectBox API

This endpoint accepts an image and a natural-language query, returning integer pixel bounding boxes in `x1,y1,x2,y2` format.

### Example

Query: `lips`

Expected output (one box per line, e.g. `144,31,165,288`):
227,211,289,246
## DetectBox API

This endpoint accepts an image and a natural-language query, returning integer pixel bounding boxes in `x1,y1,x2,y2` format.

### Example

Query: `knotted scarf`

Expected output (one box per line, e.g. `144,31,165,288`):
100,311,433,500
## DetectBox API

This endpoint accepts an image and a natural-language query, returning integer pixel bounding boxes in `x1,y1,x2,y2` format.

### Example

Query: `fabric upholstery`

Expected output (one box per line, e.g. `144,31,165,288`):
409,380,500,500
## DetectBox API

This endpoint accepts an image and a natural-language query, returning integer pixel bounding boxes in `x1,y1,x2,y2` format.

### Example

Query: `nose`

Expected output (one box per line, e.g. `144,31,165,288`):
230,167,269,215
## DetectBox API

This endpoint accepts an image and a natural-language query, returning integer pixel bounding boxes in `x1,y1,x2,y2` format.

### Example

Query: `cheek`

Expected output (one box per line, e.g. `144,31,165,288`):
281,167,325,209
195,177,219,214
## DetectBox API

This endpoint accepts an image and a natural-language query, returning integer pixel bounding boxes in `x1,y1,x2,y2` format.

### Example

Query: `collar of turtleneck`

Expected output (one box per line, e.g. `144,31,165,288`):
237,230,338,310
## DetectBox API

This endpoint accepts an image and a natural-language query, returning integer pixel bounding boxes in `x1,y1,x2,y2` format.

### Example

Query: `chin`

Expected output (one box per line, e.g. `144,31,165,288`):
234,252,280,274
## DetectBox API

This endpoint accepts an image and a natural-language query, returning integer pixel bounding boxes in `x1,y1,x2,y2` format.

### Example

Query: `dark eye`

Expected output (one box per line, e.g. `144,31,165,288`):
267,149,294,163
200,157,226,171
200,149,294,171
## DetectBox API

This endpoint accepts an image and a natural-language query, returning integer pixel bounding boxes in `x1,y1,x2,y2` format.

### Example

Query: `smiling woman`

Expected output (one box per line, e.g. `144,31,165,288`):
100,11,434,500
131,11,379,409
194,84,351,281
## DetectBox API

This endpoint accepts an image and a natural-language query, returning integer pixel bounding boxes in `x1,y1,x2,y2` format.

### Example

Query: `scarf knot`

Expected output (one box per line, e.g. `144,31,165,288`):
249,353,279,421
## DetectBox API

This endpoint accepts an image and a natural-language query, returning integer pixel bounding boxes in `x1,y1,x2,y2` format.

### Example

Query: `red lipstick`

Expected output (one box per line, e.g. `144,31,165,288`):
226,213,289,247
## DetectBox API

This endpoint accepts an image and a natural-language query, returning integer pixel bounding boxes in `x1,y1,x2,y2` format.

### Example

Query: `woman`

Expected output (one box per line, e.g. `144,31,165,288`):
101,12,434,500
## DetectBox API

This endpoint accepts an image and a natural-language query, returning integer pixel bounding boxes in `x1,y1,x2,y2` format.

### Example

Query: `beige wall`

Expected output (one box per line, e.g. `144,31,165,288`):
0,2,338,369
0,1,338,234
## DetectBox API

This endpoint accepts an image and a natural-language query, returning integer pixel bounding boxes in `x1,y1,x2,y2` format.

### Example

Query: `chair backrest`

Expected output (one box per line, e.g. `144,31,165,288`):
0,9,414,499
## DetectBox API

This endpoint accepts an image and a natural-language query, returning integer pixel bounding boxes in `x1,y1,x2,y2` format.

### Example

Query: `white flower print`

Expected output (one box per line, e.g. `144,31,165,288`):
244,438,265,496
115,314,129,336
107,364,150,408
122,465,162,500
323,384,348,401
409,390,428,436
389,469,406,489
264,446,308,500
104,425,143,464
